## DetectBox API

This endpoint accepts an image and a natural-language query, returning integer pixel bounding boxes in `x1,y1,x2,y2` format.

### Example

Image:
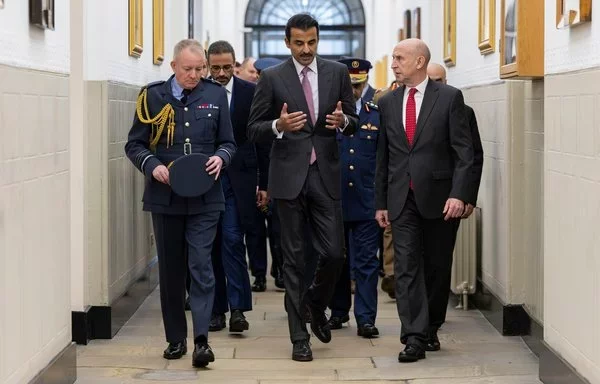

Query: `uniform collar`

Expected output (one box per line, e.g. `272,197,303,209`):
171,78,185,99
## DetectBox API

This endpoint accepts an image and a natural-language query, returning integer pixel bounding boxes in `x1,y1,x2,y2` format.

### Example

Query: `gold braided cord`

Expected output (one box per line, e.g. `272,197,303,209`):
136,88,176,151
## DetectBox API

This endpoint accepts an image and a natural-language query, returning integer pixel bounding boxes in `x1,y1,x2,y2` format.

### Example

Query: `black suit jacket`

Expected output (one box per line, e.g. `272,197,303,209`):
247,57,358,200
375,79,473,220
225,76,269,230
465,104,484,205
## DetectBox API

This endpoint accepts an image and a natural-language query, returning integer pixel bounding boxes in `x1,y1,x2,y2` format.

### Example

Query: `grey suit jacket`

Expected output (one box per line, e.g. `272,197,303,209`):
375,79,473,220
247,57,358,200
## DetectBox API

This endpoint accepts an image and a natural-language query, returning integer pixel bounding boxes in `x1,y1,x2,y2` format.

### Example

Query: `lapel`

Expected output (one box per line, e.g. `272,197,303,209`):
412,79,439,147
230,77,240,117
393,85,409,150
317,57,332,123
278,58,312,127
363,85,376,103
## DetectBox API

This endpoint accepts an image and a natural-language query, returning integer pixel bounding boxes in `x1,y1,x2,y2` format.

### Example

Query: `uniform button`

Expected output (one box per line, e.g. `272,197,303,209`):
350,134,354,138
367,135,372,139
185,138,190,143
184,107,188,111
349,165,355,171
349,149,355,154
208,113,212,117
349,182,354,187
185,122,190,127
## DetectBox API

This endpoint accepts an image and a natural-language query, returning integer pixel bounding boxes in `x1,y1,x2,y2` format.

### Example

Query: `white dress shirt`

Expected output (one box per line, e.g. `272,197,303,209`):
224,77,233,106
355,84,369,114
402,76,429,130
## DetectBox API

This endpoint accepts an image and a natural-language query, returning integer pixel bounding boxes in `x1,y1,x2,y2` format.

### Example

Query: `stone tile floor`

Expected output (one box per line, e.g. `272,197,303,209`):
76,279,541,384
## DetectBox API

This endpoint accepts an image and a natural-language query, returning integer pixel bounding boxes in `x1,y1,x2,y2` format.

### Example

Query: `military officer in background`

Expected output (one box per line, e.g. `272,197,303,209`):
124,39,236,368
327,58,380,338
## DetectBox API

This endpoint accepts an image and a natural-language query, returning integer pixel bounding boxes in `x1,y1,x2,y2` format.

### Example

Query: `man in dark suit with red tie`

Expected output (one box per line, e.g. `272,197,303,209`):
375,39,473,363
248,13,358,362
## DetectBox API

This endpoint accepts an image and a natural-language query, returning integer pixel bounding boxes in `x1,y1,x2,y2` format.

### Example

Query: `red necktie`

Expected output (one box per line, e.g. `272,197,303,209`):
406,88,417,189
405,88,417,146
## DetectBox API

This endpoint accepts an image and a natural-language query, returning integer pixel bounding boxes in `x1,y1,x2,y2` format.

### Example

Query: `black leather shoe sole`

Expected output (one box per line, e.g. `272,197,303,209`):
229,320,249,333
304,302,331,343
192,353,215,368
398,351,425,363
292,353,313,362
357,326,380,338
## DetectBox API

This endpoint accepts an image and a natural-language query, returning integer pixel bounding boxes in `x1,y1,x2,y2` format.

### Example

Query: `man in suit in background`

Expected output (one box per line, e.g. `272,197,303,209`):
125,39,236,367
423,62,484,351
237,57,259,83
248,13,358,362
327,58,380,338
375,39,473,363
205,41,268,334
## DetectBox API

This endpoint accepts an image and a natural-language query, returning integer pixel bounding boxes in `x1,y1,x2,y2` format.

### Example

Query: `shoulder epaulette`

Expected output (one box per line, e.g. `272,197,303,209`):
202,77,222,86
364,100,379,112
139,80,165,95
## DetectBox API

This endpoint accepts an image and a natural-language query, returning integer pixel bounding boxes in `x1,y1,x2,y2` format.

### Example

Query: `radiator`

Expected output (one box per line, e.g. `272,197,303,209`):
450,207,480,310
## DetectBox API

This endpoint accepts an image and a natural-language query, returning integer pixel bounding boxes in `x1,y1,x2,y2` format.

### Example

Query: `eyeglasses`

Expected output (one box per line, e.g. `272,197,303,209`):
210,64,234,73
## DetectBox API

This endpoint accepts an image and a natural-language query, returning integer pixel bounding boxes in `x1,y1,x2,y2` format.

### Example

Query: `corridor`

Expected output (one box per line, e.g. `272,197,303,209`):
75,280,541,384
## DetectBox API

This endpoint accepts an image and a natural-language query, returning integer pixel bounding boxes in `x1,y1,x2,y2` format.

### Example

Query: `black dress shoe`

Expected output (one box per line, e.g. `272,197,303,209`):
426,331,441,351
327,315,350,330
208,313,226,332
229,310,249,333
184,296,191,311
398,344,425,363
251,276,266,292
192,342,215,368
303,299,331,343
163,340,187,360
274,273,285,290
357,323,379,338
292,340,313,362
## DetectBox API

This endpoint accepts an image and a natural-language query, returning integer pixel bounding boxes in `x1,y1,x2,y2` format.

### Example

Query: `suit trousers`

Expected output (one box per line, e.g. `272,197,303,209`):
277,163,345,343
382,225,395,277
211,222,229,315
152,211,220,343
391,190,457,348
329,219,380,326
215,173,253,312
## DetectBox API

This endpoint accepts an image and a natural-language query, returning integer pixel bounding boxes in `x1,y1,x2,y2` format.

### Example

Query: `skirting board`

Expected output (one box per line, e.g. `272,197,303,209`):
29,343,76,384
467,280,590,384
72,259,158,344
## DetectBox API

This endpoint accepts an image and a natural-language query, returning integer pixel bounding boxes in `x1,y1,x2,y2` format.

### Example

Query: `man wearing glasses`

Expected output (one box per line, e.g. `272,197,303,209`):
205,41,269,334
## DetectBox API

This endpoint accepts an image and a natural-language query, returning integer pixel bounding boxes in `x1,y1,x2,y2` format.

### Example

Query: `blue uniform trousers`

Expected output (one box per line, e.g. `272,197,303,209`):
329,219,380,326
152,211,220,343
211,173,253,314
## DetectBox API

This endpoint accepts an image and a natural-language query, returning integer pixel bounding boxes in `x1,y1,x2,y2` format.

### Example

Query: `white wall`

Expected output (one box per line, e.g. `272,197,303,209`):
0,0,70,73
85,0,188,85
545,0,600,74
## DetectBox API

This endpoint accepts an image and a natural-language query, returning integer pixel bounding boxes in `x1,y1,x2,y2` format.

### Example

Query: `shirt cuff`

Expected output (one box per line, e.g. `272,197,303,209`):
272,119,284,139
338,114,349,133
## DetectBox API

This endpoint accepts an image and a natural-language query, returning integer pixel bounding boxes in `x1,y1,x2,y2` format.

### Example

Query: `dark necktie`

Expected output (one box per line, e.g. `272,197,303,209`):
181,88,192,104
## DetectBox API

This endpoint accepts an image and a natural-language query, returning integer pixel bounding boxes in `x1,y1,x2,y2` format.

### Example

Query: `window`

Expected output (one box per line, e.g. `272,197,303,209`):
244,0,366,60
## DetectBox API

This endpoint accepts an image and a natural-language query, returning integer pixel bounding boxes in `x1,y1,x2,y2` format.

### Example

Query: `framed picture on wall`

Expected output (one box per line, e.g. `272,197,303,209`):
128,0,143,58
443,0,456,66
153,0,164,65
412,7,421,39
188,0,194,38
404,10,411,38
29,0,55,30
556,0,592,28
398,28,405,41
500,0,544,78
478,0,496,54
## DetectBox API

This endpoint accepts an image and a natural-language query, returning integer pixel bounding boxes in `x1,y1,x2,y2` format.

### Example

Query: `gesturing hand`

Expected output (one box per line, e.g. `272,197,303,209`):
205,156,223,180
152,165,170,185
325,101,345,129
443,198,465,221
276,103,307,133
